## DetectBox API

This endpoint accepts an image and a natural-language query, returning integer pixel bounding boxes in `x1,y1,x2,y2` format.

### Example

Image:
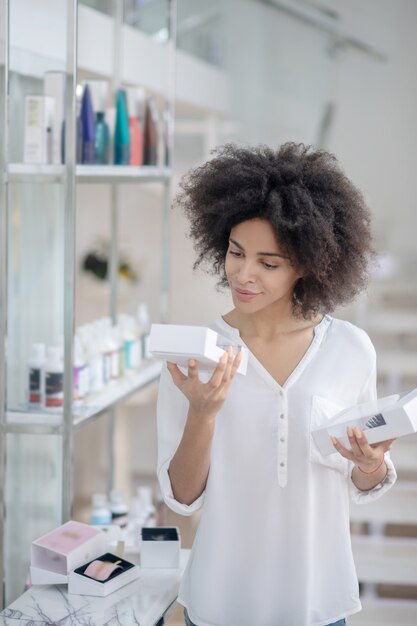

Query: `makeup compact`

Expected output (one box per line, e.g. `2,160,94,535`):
30,520,107,585
68,553,140,596
140,527,180,569
149,324,248,375
311,388,417,456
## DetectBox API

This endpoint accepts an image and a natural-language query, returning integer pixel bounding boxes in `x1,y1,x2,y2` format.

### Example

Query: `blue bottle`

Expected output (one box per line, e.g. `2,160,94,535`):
80,84,95,164
89,80,110,164
114,89,130,165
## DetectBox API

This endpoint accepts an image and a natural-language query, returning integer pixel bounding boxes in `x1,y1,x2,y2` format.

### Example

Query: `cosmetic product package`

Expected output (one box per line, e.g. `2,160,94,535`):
149,324,248,375
31,520,107,585
87,79,110,164
140,527,180,569
311,388,417,456
114,89,130,165
127,87,144,166
80,84,96,164
68,553,140,596
43,71,66,164
23,95,54,164
143,95,158,165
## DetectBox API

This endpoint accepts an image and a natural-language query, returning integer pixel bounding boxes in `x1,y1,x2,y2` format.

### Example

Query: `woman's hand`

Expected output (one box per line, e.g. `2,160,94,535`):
332,426,396,473
167,346,242,420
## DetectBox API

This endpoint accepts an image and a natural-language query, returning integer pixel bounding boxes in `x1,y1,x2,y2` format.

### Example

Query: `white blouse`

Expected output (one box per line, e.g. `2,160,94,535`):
157,314,397,626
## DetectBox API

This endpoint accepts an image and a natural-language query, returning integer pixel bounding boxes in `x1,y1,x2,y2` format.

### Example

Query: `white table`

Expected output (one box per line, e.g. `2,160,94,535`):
0,550,190,626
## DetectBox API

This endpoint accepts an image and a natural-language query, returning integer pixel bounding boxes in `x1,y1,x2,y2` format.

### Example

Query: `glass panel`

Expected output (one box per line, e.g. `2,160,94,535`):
7,183,64,412
80,0,113,15
124,0,170,41
5,432,63,604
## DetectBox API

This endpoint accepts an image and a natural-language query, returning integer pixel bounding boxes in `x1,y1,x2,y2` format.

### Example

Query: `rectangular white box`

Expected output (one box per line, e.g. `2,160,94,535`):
68,554,140,597
23,95,54,164
312,388,417,456
149,324,248,375
43,71,66,164
140,527,180,569
31,520,107,582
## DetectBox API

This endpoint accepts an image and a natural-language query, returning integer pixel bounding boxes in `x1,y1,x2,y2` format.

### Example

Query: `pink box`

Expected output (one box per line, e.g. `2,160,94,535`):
31,521,107,581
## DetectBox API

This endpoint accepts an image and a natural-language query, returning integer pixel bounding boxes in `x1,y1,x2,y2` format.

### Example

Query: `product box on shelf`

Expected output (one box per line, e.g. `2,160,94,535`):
311,388,417,456
68,552,140,597
23,95,55,164
30,520,107,585
149,324,248,375
140,527,180,569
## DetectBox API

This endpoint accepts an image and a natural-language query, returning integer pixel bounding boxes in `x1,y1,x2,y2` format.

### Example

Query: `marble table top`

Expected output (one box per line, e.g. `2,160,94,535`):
0,550,189,626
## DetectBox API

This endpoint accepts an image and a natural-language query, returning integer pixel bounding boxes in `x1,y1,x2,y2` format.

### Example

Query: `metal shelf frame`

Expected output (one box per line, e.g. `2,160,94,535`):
0,0,176,608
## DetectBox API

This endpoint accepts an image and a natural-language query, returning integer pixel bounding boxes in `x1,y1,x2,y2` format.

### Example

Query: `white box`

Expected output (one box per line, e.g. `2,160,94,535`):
31,520,107,585
43,71,66,164
68,553,140,597
23,95,55,164
149,324,248,375
311,388,417,456
140,527,180,569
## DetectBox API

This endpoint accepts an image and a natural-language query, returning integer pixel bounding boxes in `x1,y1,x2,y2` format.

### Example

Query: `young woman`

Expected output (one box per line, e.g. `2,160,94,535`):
156,143,397,626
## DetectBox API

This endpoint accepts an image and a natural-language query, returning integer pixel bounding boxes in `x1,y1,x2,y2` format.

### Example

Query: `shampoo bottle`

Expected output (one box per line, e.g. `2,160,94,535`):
143,96,158,165
90,493,112,525
114,89,130,165
45,346,64,410
127,88,144,166
28,343,46,408
88,80,110,164
80,83,96,164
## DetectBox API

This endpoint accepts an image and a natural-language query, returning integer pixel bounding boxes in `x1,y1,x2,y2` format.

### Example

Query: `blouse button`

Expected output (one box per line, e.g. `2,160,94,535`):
280,437,285,442
280,413,284,419
280,462,285,467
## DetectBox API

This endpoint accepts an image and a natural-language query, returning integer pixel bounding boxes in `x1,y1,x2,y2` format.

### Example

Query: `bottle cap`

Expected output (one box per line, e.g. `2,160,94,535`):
110,489,124,505
85,79,108,113
137,485,153,507
92,493,108,508
46,346,61,362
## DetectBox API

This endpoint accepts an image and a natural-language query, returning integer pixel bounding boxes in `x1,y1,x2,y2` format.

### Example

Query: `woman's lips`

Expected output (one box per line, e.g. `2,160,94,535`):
233,287,260,302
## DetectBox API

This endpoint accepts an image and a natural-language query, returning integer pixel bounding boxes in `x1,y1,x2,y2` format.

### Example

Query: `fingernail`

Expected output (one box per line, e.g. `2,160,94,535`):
189,359,195,367
347,427,353,437
331,436,338,446
354,427,362,439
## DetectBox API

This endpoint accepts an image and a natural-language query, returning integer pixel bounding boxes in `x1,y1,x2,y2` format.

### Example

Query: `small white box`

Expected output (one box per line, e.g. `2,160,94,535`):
68,553,140,597
140,527,180,569
149,324,248,375
43,71,66,164
311,388,417,456
23,95,55,164
31,520,107,585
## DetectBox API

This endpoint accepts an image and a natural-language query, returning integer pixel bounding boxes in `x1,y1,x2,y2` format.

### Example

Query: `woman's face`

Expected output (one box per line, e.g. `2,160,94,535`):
225,218,303,314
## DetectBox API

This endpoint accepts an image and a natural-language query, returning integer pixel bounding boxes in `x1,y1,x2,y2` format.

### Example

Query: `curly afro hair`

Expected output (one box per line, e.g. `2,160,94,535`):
175,143,375,320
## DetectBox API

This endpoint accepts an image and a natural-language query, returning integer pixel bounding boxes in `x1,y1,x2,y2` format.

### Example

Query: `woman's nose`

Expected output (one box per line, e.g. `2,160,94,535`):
236,260,256,283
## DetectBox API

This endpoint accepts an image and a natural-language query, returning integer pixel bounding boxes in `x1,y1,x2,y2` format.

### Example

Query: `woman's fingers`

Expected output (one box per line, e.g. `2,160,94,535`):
187,359,199,380
209,351,228,387
167,361,187,385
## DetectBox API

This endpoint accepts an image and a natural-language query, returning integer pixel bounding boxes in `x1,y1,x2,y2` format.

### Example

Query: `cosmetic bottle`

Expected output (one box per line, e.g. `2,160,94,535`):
137,303,151,360
120,314,141,371
80,83,96,164
114,89,130,165
90,493,112,525
84,324,104,393
61,89,83,164
110,489,129,528
88,80,110,164
28,343,46,409
112,324,124,378
45,346,64,410
73,335,88,403
143,96,158,166
137,486,156,527
127,88,144,166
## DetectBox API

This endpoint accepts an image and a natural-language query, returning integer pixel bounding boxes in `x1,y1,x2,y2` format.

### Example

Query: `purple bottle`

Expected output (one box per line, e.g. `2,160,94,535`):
80,84,96,164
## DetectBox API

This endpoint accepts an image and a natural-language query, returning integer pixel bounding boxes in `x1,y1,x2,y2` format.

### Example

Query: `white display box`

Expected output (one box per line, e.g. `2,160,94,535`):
43,71,65,165
311,388,417,456
149,324,248,375
140,527,180,569
23,95,55,164
68,553,140,597
31,521,107,585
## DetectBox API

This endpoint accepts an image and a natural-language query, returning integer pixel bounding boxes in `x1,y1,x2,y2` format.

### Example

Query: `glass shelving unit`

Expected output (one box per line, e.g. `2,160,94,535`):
0,0,176,606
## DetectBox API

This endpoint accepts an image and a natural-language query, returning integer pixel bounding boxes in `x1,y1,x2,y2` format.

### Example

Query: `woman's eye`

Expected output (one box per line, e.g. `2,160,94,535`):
262,262,278,270
228,249,242,257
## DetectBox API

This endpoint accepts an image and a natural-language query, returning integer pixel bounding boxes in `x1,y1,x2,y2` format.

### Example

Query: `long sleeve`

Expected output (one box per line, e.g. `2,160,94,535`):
156,364,206,515
348,349,397,504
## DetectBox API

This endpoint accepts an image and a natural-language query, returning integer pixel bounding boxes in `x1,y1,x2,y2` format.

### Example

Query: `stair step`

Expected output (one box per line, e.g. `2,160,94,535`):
352,536,417,585
350,481,417,524
349,598,417,626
